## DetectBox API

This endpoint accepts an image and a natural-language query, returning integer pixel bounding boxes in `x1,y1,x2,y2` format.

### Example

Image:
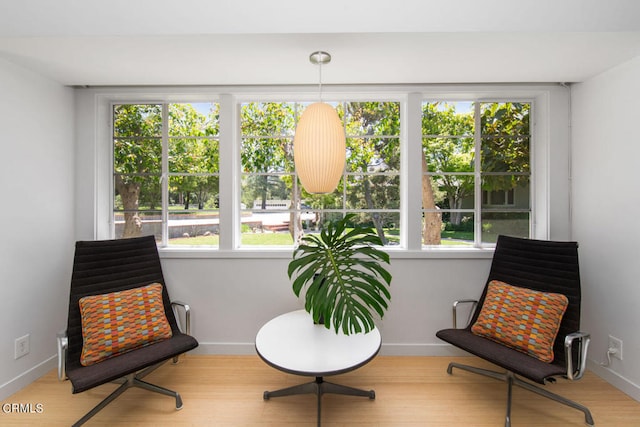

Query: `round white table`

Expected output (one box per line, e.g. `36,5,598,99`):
255,310,381,426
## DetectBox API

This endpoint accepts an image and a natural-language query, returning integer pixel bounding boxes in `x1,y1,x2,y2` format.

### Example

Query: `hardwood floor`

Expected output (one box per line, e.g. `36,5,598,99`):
3,355,639,426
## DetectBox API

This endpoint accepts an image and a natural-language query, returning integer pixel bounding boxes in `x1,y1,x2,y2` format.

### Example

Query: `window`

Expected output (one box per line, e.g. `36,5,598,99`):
239,101,400,247
113,102,220,246
421,101,531,247
105,88,547,254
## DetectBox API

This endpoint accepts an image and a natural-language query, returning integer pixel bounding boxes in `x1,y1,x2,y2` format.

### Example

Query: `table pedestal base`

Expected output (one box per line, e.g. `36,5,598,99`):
263,376,375,426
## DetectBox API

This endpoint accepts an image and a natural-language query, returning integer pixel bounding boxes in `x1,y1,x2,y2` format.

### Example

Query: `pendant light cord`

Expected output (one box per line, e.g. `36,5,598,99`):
318,58,323,102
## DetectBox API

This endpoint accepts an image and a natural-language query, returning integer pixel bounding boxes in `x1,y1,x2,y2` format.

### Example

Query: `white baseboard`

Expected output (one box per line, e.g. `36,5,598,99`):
0,356,57,401
190,342,257,355
588,359,640,402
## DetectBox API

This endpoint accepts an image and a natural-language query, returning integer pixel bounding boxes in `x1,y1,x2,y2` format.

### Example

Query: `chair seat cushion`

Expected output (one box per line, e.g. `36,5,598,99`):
79,283,173,366
67,332,198,393
436,328,567,384
470,280,568,363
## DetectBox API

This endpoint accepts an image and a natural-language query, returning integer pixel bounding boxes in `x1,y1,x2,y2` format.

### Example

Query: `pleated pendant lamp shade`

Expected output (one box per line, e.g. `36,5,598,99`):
294,102,346,194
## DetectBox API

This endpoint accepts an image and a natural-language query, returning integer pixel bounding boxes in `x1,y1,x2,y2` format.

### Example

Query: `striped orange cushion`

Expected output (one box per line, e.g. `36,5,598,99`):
471,280,568,363
79,283,173,366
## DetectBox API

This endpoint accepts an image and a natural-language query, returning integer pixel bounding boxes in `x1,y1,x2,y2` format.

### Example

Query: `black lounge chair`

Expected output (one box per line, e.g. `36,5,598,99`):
57,235,199,426
436,235,593,426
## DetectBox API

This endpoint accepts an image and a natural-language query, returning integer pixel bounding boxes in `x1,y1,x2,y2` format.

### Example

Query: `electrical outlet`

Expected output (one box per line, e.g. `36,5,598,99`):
15,334,30,359
608,335,623,360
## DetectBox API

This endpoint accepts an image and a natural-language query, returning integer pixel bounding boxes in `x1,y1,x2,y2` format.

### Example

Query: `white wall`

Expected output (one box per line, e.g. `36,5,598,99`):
572,55,640,400
160,256,493,356
0,58,75,399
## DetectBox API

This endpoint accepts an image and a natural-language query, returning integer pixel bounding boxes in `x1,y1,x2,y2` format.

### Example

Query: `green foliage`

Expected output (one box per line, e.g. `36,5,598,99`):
288,214,392,335
240,102,295,174
113,104,162,177
480,102,530,191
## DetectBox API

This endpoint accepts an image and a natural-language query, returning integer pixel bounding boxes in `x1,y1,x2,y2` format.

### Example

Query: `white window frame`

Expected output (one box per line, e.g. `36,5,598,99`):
87,84,564,259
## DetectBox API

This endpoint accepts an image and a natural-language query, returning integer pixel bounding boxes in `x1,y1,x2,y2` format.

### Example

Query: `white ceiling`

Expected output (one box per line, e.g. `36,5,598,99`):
1,0,639,86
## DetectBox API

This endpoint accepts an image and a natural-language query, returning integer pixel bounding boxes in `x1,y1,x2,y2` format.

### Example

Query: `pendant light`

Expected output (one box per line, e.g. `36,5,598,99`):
293,51,346,194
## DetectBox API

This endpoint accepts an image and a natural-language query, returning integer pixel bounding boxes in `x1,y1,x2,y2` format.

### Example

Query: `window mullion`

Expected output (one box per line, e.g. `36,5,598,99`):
161,103,169,247
474,102,482,248
406,93,423,250
218,94,236,250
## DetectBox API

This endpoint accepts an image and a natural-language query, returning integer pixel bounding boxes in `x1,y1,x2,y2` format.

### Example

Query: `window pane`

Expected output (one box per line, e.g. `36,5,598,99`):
481,102,530,136
426,174,475,209
114,175,162,211
241,229,295,246
241,138,294,173
347,137,400,173
440,213,475,247
168,208,219,246
240,209,295,246
114,212,161,242
241,175,293,211
480,102,530,172
422,137,474,173
169,103,219,137
114,138,162,174
422,172,475,246
422,101,476,247
481,135,530,172
169,176,219,211
114,104,162,137
239,102,299,247
481,212,530,243
422,102,474,136
113,104,163,241
169,138,219,173
344,102,400,136
345,174,400,209
351,212,400,246
482,175,529,209
241,102,297,137
301,190,344,210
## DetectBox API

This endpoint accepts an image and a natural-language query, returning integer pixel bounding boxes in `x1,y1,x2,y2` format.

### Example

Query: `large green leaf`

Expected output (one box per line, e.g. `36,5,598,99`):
288,213,392,334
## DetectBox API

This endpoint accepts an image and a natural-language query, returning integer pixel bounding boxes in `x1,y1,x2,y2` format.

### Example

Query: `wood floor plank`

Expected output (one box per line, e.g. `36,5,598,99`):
2,355,639,426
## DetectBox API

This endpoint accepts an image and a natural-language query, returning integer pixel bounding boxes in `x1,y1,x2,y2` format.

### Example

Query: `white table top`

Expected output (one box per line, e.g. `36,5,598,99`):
255,310,381,377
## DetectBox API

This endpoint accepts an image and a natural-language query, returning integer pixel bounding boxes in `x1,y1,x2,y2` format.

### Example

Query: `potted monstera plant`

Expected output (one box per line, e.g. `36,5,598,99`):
287,213,392,335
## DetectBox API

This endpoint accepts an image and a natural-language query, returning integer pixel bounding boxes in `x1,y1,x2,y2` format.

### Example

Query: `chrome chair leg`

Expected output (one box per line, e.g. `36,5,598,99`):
71,370,184,426
505,373,513,427
448,362,594,427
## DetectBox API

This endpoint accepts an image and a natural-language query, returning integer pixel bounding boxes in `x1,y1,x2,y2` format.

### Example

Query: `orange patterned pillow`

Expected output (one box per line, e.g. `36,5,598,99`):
79,283,173,366
471,280,568,363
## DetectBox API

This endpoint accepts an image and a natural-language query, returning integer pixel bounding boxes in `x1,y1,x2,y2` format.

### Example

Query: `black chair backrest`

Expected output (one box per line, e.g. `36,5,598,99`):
66,236,180,367
468,235,581,367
